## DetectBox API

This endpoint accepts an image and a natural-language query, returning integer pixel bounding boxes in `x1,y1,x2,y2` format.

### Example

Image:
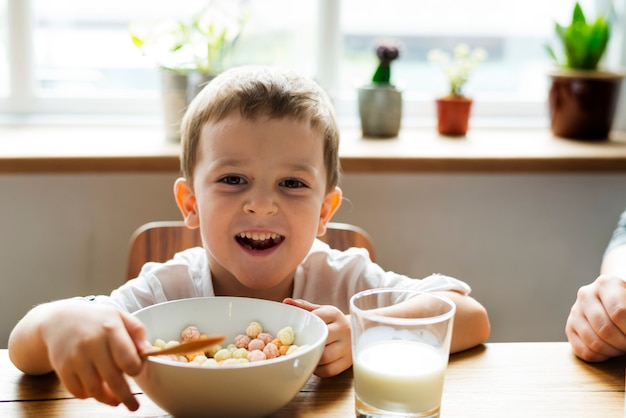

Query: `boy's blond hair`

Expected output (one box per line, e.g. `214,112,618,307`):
180,65,340,192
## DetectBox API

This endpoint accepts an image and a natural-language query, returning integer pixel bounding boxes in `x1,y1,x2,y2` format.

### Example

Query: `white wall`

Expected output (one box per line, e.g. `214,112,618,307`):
1,171,625,348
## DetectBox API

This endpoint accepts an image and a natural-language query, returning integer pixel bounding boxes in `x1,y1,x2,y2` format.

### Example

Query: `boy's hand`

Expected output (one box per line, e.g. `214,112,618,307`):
40,301,149,411
283,298,352,377
566,274,626,362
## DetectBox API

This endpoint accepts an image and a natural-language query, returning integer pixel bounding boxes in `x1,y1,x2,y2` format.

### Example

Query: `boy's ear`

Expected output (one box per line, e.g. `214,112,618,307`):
317,187,342,236
174,178,200,229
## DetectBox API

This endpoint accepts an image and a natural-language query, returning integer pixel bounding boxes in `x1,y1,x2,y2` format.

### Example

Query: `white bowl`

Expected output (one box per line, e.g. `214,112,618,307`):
131,297,328,418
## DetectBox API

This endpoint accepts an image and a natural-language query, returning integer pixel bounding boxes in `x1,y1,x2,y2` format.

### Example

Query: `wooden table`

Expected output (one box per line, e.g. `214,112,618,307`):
1,343,624,417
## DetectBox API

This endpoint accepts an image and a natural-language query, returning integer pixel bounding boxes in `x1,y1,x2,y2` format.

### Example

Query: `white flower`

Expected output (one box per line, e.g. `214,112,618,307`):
428,44,487,97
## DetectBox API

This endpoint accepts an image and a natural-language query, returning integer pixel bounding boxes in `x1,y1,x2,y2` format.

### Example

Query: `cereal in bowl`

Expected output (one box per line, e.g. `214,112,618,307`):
150,322,308,367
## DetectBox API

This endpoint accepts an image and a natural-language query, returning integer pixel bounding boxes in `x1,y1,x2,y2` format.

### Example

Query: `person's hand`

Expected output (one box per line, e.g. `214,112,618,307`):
283,298,352,377
40,300,150,410
566,274,626,362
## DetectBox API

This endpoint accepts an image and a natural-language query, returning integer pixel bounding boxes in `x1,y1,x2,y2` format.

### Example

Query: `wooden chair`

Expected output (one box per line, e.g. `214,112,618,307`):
126,221,375,280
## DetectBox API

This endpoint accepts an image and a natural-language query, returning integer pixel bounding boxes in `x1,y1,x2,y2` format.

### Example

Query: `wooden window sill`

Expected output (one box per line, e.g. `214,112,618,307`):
1,125,625,173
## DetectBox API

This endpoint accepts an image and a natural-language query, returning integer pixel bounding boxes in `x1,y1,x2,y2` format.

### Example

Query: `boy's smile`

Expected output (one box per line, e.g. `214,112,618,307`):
235,231,285,251
175,111,341,301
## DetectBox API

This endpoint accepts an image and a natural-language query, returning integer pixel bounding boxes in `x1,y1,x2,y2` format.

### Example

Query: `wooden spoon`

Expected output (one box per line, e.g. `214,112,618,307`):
140,335,225,359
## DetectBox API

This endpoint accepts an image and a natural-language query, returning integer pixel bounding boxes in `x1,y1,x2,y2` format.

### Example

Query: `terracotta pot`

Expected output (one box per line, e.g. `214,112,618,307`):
548,70,624,140
436,96,473,136
357,85,402,138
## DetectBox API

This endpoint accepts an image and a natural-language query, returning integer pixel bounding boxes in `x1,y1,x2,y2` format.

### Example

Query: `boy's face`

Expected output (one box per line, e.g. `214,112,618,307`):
175,112,341,300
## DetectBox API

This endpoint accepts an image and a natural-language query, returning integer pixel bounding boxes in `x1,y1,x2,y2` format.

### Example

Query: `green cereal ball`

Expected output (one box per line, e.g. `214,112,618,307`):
153,339,167,349
214,348,232,362
277,326,295,345
232,347,249,359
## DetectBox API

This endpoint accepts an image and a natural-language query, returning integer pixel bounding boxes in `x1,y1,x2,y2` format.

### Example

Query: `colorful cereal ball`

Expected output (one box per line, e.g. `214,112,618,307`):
246,321,263,338
277,326,295,345
247,349,267,362
214,348,232,363
234,334,251,349
181,325,201,342
263,342,280,359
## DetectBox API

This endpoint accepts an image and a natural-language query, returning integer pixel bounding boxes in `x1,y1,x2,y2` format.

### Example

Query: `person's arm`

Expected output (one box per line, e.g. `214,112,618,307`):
9,298,148,410
566,210,626,361
600,244,626,278
434,290,490,353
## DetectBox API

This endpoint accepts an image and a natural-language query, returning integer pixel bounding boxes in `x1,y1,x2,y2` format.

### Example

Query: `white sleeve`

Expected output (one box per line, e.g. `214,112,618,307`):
294,240,471,314
91,247,211,313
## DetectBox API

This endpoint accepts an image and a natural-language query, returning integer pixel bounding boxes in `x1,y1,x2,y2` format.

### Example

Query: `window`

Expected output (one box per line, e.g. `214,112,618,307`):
1,0,624,127
0,0,8,98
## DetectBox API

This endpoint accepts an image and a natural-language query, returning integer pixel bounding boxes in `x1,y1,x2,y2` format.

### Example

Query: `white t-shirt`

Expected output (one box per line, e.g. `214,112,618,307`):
93,239,471,314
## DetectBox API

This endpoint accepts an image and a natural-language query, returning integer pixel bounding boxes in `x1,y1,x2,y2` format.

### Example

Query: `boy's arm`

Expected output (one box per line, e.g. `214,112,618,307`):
9,299,68,375
370,290,490,353
9,298,148,411
434,290,491,353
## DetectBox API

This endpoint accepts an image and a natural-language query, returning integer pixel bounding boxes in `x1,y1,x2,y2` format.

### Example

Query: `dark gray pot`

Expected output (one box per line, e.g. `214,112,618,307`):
358,85,402,138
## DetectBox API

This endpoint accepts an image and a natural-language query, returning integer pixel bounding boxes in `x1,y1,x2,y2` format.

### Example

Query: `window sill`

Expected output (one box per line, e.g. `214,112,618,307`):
1,124,626,174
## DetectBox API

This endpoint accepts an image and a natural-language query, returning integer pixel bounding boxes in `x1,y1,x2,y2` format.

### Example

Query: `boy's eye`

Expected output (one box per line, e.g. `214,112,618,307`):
280,178,307,189
219,175,246,185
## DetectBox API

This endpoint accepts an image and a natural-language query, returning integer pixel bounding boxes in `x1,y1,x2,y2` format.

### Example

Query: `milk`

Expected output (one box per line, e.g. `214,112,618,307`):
353,340,446,413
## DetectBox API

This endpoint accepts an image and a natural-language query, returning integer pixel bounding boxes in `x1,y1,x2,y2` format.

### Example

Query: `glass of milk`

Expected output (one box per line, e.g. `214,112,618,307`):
350,288,456,418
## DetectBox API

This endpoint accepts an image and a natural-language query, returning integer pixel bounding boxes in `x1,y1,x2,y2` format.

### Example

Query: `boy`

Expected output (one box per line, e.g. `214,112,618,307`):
566,209,626,361
9,65,490,411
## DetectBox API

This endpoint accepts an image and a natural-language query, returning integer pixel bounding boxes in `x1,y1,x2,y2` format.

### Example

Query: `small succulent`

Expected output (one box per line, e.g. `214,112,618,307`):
545,2,611,70
371,42,400,85
428,44,487,97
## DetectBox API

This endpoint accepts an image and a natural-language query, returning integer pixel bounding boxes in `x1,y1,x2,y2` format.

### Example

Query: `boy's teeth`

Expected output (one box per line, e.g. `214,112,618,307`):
239,232,277,240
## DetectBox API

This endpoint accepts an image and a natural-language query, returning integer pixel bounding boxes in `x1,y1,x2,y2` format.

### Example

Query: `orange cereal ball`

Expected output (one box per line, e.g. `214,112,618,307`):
271,338,283,349
185,351,205,362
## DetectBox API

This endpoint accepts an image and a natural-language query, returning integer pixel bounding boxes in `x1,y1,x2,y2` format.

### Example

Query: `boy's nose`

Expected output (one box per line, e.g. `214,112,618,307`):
243,193,278,215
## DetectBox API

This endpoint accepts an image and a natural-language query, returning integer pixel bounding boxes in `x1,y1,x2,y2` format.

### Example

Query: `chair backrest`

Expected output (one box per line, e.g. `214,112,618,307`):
126,220,375,280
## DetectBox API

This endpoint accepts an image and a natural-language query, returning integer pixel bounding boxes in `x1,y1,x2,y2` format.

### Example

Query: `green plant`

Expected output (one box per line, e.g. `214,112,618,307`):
427,44,487,97
545,2,611,70
130,4,246,74
371,42,400,85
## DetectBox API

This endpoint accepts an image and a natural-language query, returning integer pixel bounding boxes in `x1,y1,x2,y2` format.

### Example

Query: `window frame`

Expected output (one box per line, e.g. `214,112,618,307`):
1,0,625,129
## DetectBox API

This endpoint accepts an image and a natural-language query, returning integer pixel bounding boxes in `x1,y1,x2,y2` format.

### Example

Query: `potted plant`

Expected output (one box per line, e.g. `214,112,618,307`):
357,41,402,138
130,3,245,141
428,44,487,137
545,2,624,140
